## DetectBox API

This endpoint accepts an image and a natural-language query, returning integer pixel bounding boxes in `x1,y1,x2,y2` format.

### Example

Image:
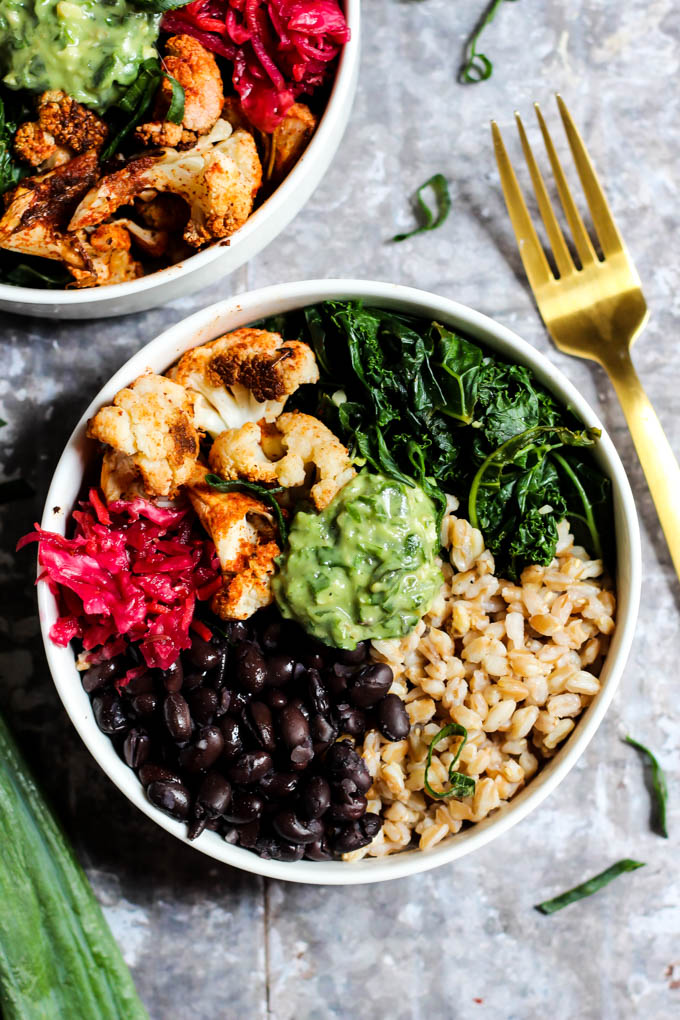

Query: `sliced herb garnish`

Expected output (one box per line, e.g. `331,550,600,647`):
131,0,194,10
392,173,451,242
164,74,186,124
424,723,476,800
624,735,669,838
460,0,519,84
1,260,72,289
535,859,646,915
100,60,185,161
205,474,288,543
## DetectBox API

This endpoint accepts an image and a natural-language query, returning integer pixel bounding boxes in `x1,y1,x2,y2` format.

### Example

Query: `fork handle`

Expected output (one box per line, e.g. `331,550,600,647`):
604,349,680,579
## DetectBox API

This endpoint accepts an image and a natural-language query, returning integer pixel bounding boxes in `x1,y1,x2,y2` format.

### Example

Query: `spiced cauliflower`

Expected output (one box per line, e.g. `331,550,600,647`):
88,375,199,498
210,411,355,510
13,90,108,171
169,327,319,438
187,465,279,619
69,120,261,249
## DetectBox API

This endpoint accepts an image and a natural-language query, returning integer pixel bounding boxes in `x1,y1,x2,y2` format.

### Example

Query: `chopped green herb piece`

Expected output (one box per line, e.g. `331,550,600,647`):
624,735,669,838
100,59,164,162
535,859,645,914
392,173,451,242
460,0,519,84
132,0,193,10
164,74,186,124
424,723,476,800
205,474,288,543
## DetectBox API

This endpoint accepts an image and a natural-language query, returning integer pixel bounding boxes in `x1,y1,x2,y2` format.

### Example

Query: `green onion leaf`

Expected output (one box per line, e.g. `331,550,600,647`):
392,173,451,242
459,0,520,85
205,474,288,543
163,74,185,125
535,859,646,915
624,735,669,838
424,723,476,800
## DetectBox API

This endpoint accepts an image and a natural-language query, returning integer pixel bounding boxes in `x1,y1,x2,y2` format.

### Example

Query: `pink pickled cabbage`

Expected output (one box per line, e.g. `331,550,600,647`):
18,491,221,673
162,0,350,133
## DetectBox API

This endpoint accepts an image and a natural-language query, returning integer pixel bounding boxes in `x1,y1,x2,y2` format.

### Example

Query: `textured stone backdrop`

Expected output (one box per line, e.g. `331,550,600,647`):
1,1,678,1017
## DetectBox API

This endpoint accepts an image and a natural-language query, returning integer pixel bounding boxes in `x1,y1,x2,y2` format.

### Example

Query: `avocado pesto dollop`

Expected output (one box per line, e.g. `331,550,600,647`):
0,0,160,111
273,473,442,650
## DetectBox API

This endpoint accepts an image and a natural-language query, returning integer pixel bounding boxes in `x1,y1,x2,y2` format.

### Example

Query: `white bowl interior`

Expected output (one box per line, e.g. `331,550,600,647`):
0,2,360,319
38,280,641,883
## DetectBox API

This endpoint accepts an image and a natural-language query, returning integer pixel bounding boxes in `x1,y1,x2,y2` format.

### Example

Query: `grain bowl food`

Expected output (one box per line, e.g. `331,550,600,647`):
28,284,639,879
0,0,351,289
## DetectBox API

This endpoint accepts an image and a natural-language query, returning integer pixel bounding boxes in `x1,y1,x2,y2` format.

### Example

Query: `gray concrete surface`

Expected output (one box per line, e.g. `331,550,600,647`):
1,1,679,1017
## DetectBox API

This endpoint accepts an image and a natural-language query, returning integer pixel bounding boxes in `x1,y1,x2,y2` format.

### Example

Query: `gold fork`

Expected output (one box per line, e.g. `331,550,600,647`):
492,95,680,580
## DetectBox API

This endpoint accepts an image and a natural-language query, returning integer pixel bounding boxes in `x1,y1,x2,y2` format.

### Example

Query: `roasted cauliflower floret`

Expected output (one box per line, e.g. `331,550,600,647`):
187,465,279,619
169,327,319,438
270,103,317,183
88,375,199,498
68,120,262,249
135,35,224,149
14,91,108,170
210,411,355,510
100,448,149,503
70,223,144,288
0,151,100,269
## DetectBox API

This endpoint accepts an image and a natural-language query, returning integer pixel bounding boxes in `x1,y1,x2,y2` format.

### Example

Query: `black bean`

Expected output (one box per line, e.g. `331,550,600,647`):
265,688,288,711
246,701,276,752
235,642,268,694
124,670,155,696
337,641,369,665
188,687,218,725
325,669,349,700
196,772,232,816
261,620,282,651
273,810,325,844
223,826,241,845
304,837,334,861
138,763,183,787
348,663,393,708
182,671,205,692
179,726,224,773
302,652,325,671
189,636,221,672
266,652,295,687
306,669,330,717
162,659,184,692
187,816,208,840
123,729,150,769
301,776,331,819
218,717,243,762
228,690,250,717
255,838,304,862
333,703,367,740
310,713,337,755
361,813,382,839
279,705,310,750
131,692,158,717
226,621,250,644
211,649,228,689
331,823,372,854
93,693,128,735
377,693,410,741
328,793,367,822
325,742,372,794
147,780,190,820
224,790,265,824
259,771,299,799
82,659,120,694
287,697,310,721
236,819,260,848
215,688,231,717
227,751,273,785
163,693,192,742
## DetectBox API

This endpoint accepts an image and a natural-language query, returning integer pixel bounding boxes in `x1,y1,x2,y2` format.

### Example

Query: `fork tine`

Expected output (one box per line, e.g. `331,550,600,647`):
515,112,574,279
555,94,625,260
534,102,598,268
491,121,553,291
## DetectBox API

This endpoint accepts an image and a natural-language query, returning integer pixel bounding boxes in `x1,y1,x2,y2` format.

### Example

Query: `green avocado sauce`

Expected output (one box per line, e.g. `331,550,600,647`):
273,472,442,650
0,0,160,111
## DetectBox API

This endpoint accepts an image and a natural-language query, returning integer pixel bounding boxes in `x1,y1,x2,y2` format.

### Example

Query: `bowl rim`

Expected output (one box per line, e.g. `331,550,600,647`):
0,0,360,308
37,279,642,884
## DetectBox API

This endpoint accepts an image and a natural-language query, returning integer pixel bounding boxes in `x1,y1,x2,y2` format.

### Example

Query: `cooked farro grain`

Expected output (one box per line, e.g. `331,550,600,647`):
344,498,615,861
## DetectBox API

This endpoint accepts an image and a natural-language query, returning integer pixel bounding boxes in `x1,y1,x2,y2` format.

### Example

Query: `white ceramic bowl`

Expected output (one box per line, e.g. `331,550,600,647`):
0,4,359,320
37,280,641,884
